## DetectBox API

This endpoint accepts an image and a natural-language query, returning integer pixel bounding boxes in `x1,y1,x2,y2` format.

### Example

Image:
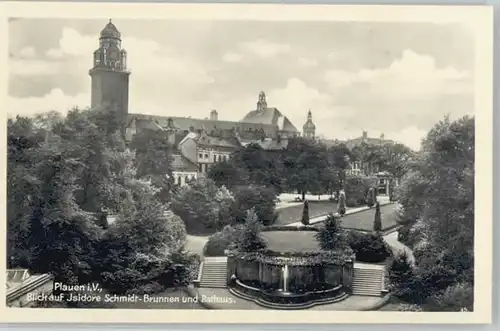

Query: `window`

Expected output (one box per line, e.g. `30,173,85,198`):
198,164,202,172
213,154,216,162
218,155,222,162
177,176,182,186
205,153,208,158
198,153,203,159
185,176,189,184
223,155,228,162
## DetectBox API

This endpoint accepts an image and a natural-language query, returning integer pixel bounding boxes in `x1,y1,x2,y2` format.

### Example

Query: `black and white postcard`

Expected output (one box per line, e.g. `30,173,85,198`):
0,1,493,324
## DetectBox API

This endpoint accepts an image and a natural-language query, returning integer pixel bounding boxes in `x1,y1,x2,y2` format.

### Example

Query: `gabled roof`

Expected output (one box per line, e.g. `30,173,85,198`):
128,113,278,137
240,107,299,133
171,153,198,172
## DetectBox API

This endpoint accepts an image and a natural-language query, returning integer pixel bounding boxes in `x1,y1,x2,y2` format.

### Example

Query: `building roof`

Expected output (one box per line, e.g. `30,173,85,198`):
128,113,278,137
100,20,121,39
171,153,198,172
197,134,240,149
240,107,299,133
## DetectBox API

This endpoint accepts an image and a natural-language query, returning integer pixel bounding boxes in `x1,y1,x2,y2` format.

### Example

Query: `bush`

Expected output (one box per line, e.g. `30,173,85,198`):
426,282,473,312
346,231,391,263
204,224,245,257
231,185,278,226
397,223,411,245
301,200,310,225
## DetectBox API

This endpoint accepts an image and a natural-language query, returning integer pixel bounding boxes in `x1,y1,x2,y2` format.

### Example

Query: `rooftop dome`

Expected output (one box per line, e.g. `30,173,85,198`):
100,19,121,39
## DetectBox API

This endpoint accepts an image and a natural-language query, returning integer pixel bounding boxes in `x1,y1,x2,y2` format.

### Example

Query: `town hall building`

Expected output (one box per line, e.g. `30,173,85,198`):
89,20,315,185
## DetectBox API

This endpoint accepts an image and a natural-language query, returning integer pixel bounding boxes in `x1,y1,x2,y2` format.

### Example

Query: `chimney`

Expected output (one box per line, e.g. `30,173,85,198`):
210,109,218,121
362,131,368,139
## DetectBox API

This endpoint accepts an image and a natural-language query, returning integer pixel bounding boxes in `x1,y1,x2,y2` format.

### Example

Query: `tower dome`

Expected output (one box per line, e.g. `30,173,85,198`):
100,19,121,40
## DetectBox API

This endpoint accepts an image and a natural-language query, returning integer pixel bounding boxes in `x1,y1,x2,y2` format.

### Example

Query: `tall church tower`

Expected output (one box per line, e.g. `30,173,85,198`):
89,20,130,119
302,110,316,140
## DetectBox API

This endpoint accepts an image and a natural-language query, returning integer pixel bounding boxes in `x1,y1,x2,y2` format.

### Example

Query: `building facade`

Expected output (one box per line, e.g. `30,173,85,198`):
90,21,302,180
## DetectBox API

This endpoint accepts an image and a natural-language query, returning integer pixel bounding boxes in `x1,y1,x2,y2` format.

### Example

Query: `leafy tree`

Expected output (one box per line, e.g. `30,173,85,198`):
316,213,344,250
130,129,175,203
301,200,310,225
171,178,235,234
283,138,330,200
237,209,267,252
396,115,475,305
230,185,278,226
373,202,382,232
208,160,248,189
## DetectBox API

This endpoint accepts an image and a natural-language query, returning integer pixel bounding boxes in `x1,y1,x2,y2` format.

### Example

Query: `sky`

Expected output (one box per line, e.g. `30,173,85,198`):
7,18,475,150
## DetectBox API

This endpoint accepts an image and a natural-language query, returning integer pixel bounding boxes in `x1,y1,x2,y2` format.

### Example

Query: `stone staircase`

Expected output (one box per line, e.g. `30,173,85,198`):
199,257,228,288
352,263,385,297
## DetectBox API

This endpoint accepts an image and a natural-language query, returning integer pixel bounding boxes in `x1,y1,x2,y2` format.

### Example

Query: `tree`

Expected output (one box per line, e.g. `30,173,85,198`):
337,192,346,216
301,200,310,225
283,138,330,200
237,209,267,252
373,202,382,232
316,213,344,250
208,160,248,189
230,185,278,226
130,129,175,203
388,251,416,300
171,178,235,234
396,115,475,305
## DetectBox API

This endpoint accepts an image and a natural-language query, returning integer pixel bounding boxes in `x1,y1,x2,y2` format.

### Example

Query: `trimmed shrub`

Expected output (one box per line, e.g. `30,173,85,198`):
366,187,375,208
204,224,245,257
238,209,267,252
301,200,310,225
346,231,391,263
316,213,345,250
373,202,382,232
337,193,346,216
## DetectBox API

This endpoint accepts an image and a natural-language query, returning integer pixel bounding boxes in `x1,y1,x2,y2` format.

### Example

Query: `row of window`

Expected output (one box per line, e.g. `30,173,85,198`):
198,153,229,163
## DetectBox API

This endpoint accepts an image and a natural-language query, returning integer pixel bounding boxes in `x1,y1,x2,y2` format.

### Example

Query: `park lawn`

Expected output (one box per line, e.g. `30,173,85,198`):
312,204,398,232
260,231,320,253
276,201,337,225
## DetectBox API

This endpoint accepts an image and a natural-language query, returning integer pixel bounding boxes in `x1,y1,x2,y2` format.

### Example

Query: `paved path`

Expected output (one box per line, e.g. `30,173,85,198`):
383,231,415,263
